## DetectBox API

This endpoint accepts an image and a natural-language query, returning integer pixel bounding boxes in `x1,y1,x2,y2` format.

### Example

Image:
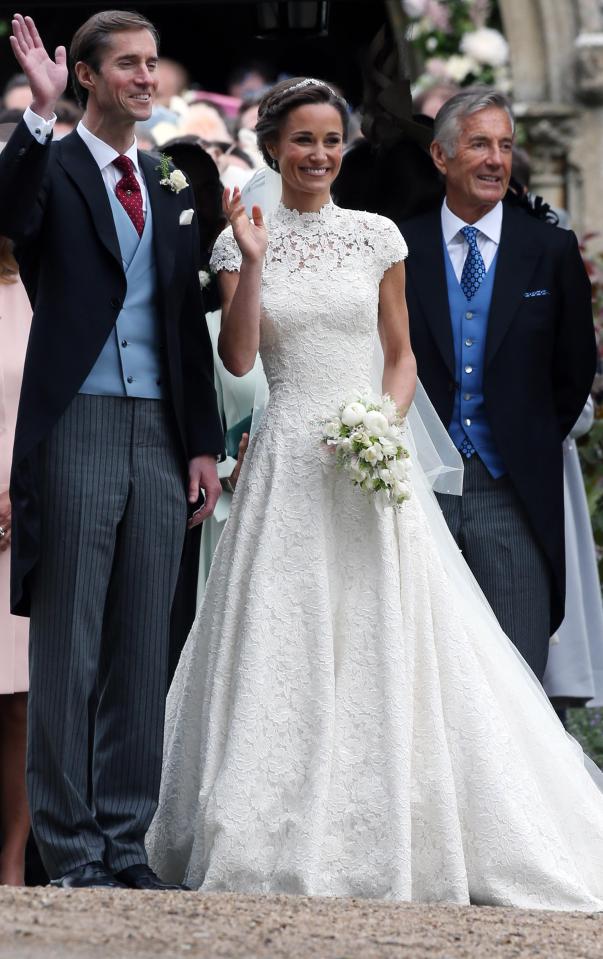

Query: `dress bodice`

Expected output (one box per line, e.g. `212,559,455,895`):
210,201,407,417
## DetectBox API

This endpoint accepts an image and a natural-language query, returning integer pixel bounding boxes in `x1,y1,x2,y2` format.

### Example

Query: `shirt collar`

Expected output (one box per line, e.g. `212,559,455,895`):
441,198,503,247
77,121,140,174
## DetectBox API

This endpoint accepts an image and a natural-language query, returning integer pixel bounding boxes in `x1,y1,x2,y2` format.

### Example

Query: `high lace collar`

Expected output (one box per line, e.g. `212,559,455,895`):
274,199,337,227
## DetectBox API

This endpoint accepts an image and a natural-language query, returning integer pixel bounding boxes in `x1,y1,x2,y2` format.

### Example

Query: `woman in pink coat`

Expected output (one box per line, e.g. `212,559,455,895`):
0,235,31,884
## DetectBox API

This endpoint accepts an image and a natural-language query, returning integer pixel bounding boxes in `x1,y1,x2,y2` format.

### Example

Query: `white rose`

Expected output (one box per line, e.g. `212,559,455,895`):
170,169,189,193
460,28,509,67
402,0,428,16
351,428,371,448
341,402,367,427
379,467,393,485
198,269,211,288
350,462,368,483
393,480,411,501
361,445,381,466
379,437,398,457
324,419,342,440
363,410,389,436
444,54,478,83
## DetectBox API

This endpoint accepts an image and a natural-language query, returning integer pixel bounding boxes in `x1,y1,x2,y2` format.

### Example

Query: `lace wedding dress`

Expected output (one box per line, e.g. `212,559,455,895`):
146,201,603,909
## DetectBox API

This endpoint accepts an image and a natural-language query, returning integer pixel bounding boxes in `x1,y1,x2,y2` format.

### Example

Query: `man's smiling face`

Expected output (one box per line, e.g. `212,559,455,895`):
431,106,514,222
81,28,159,124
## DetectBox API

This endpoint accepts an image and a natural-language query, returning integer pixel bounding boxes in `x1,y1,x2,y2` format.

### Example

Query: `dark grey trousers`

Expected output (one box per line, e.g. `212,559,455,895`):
27,395,187,878
437,454,552,680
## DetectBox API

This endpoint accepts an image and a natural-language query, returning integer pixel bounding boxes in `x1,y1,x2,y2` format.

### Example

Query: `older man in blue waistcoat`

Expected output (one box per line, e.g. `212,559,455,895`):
401,88,596,680
0,12,223,889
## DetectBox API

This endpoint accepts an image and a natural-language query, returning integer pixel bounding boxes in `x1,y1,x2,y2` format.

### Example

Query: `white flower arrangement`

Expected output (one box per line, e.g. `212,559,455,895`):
404,0,511,94
198,269,212,289
321,392,411,508
460,27,509,67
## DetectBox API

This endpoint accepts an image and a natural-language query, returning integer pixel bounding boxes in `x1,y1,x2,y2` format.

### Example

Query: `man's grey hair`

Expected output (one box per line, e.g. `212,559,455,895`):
433,87,515,158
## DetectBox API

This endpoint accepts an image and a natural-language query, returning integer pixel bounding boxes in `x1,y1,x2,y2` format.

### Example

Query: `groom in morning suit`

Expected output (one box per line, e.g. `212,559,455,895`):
401,88,596,681
0,12,223,888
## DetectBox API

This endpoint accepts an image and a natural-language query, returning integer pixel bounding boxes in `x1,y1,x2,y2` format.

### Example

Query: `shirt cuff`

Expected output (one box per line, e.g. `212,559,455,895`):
23,106,56,144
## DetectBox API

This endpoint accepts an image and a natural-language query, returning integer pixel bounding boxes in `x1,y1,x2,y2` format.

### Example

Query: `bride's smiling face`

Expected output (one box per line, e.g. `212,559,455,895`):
268,103,344,202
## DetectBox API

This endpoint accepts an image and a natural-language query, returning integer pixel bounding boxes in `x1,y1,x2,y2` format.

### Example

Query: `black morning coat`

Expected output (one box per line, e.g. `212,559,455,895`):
400,203,597,634
0,119,224,615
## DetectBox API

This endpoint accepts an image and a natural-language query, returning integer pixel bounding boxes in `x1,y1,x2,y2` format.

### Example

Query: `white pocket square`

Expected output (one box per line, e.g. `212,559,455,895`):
179,209,195,226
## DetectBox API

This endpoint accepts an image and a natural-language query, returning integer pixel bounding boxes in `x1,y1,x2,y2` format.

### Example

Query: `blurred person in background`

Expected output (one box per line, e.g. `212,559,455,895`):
2,73,31,111
413,82,460,120
226,59,275,101
511,148,603,713
236,93,262,134
178,100,232,143
53,98,83,138
0,231,32,886
156,57,190,108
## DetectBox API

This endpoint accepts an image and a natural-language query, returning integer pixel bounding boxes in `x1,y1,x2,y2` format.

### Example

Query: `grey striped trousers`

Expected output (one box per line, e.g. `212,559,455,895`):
437,454,552,680
27,395,187,878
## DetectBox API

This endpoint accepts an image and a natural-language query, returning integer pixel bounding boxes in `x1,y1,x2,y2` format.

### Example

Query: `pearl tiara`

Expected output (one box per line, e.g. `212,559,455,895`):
287,78,334,94
264,77,346,114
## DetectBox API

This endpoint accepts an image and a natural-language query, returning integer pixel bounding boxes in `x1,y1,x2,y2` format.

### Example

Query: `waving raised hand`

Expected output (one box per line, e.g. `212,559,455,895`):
223,186,268,265
10,14,68,115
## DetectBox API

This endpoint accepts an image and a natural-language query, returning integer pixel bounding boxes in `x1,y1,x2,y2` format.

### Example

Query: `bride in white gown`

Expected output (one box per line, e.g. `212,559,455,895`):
146,78,603,909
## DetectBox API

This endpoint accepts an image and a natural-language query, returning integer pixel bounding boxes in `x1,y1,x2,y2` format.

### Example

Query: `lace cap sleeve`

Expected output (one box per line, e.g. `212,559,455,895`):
210,226,242,273
375,215,408,278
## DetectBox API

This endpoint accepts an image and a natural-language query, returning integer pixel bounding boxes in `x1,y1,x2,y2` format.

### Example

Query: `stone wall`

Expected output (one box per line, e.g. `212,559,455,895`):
499,0,603,241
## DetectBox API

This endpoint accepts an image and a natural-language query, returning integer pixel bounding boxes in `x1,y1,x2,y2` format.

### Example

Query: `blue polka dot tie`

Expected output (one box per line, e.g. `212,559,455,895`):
460,225,486,301
113,155,144,237
459,225,483,459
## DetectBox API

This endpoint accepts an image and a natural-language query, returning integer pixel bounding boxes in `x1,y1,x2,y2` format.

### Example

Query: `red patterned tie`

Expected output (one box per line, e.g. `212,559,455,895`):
113,155,144,237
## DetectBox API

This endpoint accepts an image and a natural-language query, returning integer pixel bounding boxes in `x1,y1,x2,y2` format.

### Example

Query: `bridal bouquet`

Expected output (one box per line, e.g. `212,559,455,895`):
321,393,411,507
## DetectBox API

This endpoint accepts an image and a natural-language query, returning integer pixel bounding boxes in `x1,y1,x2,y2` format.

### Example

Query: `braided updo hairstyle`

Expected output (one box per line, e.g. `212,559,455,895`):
255,77,349,171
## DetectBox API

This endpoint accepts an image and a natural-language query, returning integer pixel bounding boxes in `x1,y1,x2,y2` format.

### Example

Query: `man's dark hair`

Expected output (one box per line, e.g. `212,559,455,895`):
69,9,160,107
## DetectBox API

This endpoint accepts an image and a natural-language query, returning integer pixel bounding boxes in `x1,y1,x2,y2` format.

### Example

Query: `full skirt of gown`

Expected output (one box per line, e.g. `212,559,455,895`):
147,203,603,909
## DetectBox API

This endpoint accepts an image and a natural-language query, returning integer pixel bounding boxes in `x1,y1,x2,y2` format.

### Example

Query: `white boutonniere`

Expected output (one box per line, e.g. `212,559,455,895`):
156,153,189,194
179,208,195,226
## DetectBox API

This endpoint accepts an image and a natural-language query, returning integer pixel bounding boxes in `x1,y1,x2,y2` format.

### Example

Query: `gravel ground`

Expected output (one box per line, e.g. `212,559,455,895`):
0,888,602,959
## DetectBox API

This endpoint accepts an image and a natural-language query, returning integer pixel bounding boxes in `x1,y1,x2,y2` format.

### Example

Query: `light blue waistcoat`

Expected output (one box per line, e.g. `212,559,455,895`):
79,183,165,399
443,242,506,478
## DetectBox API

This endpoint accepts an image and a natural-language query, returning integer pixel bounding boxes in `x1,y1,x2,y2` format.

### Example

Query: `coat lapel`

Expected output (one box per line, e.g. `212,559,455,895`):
485,204,541,366
139,151,178,304
56,130,122,269
407,210,455,376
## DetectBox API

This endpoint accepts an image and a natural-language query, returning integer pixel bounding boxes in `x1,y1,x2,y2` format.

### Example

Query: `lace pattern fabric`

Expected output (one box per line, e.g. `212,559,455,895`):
146,201,603,909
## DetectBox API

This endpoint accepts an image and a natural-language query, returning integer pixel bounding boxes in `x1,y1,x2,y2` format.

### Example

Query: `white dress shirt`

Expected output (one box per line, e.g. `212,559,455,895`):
441,198,502,281
23,107,147,213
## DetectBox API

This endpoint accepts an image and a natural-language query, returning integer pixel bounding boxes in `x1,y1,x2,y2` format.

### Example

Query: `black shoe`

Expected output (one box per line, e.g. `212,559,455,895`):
50,860,127,889
114,863,190,891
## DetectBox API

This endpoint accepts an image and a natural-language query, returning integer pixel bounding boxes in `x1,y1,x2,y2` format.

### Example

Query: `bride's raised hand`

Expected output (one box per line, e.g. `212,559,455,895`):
10,14,68,115
223,187,268,265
